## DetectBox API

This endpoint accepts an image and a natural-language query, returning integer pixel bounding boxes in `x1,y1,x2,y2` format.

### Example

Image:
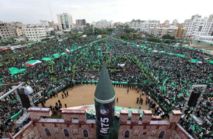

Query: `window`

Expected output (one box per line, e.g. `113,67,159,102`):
124,130,129,138
83,129,88,137
45,128,51,136
64,129,69,137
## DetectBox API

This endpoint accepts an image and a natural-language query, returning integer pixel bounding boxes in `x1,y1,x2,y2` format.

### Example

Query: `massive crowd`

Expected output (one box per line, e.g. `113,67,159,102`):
0,35,212,138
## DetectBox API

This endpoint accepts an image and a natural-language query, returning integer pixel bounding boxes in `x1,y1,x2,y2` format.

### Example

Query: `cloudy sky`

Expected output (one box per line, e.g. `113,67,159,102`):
0,0,212,24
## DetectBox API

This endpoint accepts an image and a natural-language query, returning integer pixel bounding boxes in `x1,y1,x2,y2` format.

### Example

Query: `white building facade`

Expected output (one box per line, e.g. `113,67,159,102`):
128,20,160,33
0,22,17,39
184,14,213,37
184,14,213,43
93,20,112,28
23,25,49,41
151,26,178,37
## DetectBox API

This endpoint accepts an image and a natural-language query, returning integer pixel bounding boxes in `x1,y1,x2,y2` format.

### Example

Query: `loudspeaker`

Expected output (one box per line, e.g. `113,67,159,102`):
17,88,31,109
187,90,201,107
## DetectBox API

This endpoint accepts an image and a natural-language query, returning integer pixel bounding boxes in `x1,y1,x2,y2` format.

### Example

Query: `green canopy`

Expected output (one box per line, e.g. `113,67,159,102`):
190,59,202,63
167,52,175,56
147,48,152,51
140,45,147,49
112,81,128,85
177,92,184,97
10,110,22,121
0,76,3,86
52,53,61,59
61,52,67,56
160,86,166,94
175,54,186,58
208,60,213,65
42,57,52,61
9,67,26,75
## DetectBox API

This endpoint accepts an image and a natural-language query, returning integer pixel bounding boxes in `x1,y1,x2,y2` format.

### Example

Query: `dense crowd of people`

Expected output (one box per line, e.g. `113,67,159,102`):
0,35,212,138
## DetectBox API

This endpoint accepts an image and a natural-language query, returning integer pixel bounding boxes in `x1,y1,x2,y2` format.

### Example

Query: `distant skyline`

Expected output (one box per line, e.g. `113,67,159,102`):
0,0,212,24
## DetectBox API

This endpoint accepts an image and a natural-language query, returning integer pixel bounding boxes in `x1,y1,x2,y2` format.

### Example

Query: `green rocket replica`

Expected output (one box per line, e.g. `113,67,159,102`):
94,65,115,139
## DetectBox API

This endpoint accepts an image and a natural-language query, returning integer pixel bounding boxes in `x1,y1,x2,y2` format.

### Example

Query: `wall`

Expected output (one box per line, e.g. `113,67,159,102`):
13,108,193,139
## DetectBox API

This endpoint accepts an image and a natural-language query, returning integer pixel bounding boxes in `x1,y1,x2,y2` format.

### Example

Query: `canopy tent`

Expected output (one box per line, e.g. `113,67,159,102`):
25,60,42,67
9,67,26,75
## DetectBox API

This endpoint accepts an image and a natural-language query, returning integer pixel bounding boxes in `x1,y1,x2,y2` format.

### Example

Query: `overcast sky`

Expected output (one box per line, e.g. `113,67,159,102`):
0,0,212,24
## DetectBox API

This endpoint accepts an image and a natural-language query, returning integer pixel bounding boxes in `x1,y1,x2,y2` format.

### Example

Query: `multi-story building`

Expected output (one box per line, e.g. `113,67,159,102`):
40,20,58,30
201,15,213,36
128,20,144,30
150,26,177,37
113,22,124,28
149,24,185,38
76,19,86,26
128,19,185,38
11,22,24,37
57,13,73,31
93,20,112,28
184,14,213,43
184,15,204,37
162,20,170,27
23,25,49,41
176,24,186,38
75,19,87,29
162,26,177,37
128,20,160,33
0,22,17,39
171,19,179,26
184,14,213,37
